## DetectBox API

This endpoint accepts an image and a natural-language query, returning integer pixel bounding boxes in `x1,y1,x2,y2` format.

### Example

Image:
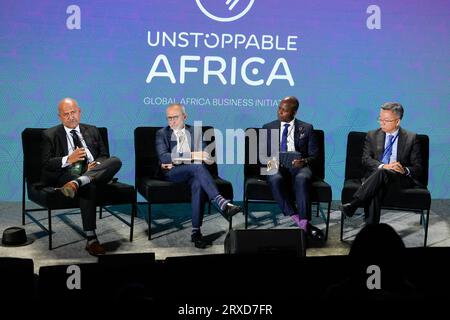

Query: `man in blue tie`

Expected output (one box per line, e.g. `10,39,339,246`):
262,96,324,241
340,102,423,224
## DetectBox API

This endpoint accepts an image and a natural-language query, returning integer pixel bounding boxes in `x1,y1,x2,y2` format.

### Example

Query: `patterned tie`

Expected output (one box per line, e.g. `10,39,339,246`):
177,131,190,155
280,123,290,152
70,130,83,148
381,134,394,164
70,129,87,173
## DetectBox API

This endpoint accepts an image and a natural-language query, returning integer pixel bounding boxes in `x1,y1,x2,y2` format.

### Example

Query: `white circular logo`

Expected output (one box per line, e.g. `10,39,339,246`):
195,0,255,23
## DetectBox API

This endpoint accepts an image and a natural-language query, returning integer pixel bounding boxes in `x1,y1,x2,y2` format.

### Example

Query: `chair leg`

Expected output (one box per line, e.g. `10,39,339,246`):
419,211,423,225
48,209,52,250
134,202,139,217
130,202,135,242
244,197,248,229
316,203,320,217
229,217,232,230
424,209,430,247
148,202,152,240
340,211,344,241
99,206,103,219
22,176,26,225
325,202,331,241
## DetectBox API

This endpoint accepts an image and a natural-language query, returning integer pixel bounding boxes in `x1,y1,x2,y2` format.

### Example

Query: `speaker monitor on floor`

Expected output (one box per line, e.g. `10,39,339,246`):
224,229,306,257
0,258,35,299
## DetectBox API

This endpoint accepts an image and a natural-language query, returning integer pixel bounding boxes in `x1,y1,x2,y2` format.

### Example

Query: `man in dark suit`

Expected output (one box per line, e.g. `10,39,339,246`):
156,103,241,248
41,98,122,255
263,96,324,241
340,102,423,224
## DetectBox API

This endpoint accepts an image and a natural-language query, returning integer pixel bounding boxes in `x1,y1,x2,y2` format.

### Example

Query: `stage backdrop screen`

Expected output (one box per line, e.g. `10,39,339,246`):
0,0,449,201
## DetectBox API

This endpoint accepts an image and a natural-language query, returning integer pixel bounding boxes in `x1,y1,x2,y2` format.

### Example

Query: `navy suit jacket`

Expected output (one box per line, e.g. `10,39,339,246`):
362,127,423,185
155,125,205,165
262,119,318,169
41,123,109,185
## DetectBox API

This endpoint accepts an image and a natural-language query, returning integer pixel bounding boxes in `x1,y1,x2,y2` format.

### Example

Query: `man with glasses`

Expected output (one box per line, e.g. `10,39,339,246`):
340,102,423,224
41,98,122,255
155,103,242,248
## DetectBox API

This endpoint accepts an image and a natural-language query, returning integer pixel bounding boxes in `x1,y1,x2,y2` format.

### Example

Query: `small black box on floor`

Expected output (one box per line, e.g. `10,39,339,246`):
224,229,306,257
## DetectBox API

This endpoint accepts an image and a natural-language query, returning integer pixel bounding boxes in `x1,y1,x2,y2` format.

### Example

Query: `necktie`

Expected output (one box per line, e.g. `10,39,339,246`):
177,131,190,155
381,134,394,164
280,123,290,152
70,130,83,149
70,129,87,173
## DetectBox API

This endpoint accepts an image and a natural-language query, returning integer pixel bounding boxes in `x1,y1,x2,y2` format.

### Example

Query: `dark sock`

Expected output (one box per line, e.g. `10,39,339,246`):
86,230,97,244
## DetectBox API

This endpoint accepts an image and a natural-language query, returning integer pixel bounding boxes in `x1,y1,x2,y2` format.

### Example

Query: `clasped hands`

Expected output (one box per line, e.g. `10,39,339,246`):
161,151,214,170
382,161,406,174
67,147,98,171
267,158,307,171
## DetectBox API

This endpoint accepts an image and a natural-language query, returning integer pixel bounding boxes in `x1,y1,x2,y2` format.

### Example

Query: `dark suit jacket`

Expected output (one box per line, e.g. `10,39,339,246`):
262,119,318,170
41,123,109,185
155,125,205,165
362,127,423,185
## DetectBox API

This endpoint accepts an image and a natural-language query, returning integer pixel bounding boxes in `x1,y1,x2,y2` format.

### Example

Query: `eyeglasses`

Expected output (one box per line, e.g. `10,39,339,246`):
167,115,180,122
377,117,399,124
60,110,78,119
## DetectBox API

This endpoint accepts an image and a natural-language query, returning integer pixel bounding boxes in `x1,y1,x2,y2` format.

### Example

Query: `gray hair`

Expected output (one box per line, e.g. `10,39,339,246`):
167,103,186,115
381,102,404,120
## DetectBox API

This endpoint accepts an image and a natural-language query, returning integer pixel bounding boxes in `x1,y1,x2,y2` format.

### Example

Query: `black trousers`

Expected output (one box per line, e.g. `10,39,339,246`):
57,157,122,231
353,169,415,224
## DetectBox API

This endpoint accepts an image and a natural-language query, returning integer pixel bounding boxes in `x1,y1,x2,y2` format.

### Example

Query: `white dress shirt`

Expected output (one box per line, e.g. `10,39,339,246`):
279,119,296,151
61,125,94,168
173,127,191,155
378,128,410,175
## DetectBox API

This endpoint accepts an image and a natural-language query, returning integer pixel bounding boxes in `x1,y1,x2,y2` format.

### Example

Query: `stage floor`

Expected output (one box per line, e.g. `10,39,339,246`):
1,200,449,272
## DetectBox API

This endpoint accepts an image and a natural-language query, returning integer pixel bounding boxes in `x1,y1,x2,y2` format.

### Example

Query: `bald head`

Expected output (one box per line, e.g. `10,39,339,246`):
277,96,299,122
58,97,81,129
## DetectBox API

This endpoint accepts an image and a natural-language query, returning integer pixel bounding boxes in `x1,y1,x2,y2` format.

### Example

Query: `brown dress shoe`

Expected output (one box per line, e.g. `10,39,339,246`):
85,241,106,256
58,181,79,198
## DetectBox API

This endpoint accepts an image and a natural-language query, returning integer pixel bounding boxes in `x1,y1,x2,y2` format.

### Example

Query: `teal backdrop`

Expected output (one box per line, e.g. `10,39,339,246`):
0,0,448,201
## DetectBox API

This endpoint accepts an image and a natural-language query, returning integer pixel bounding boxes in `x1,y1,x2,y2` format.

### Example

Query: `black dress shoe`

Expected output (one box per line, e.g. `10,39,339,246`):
191,232,210,249
340,203,357,218
221,203,242,221
307,224,325,242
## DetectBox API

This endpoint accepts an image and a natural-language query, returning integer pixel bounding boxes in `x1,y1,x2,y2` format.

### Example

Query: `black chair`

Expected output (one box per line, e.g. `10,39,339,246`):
22,128,136,250
243,128,332,240
340,131,431,246
134,126,234,240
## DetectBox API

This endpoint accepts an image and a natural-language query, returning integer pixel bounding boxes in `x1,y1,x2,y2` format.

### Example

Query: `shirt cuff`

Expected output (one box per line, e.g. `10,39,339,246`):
405,167,411,176
61,156,70,168
378,164,384,169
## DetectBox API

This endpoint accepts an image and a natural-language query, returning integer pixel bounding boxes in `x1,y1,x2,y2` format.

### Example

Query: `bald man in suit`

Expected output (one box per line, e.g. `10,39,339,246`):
41,98,122,255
